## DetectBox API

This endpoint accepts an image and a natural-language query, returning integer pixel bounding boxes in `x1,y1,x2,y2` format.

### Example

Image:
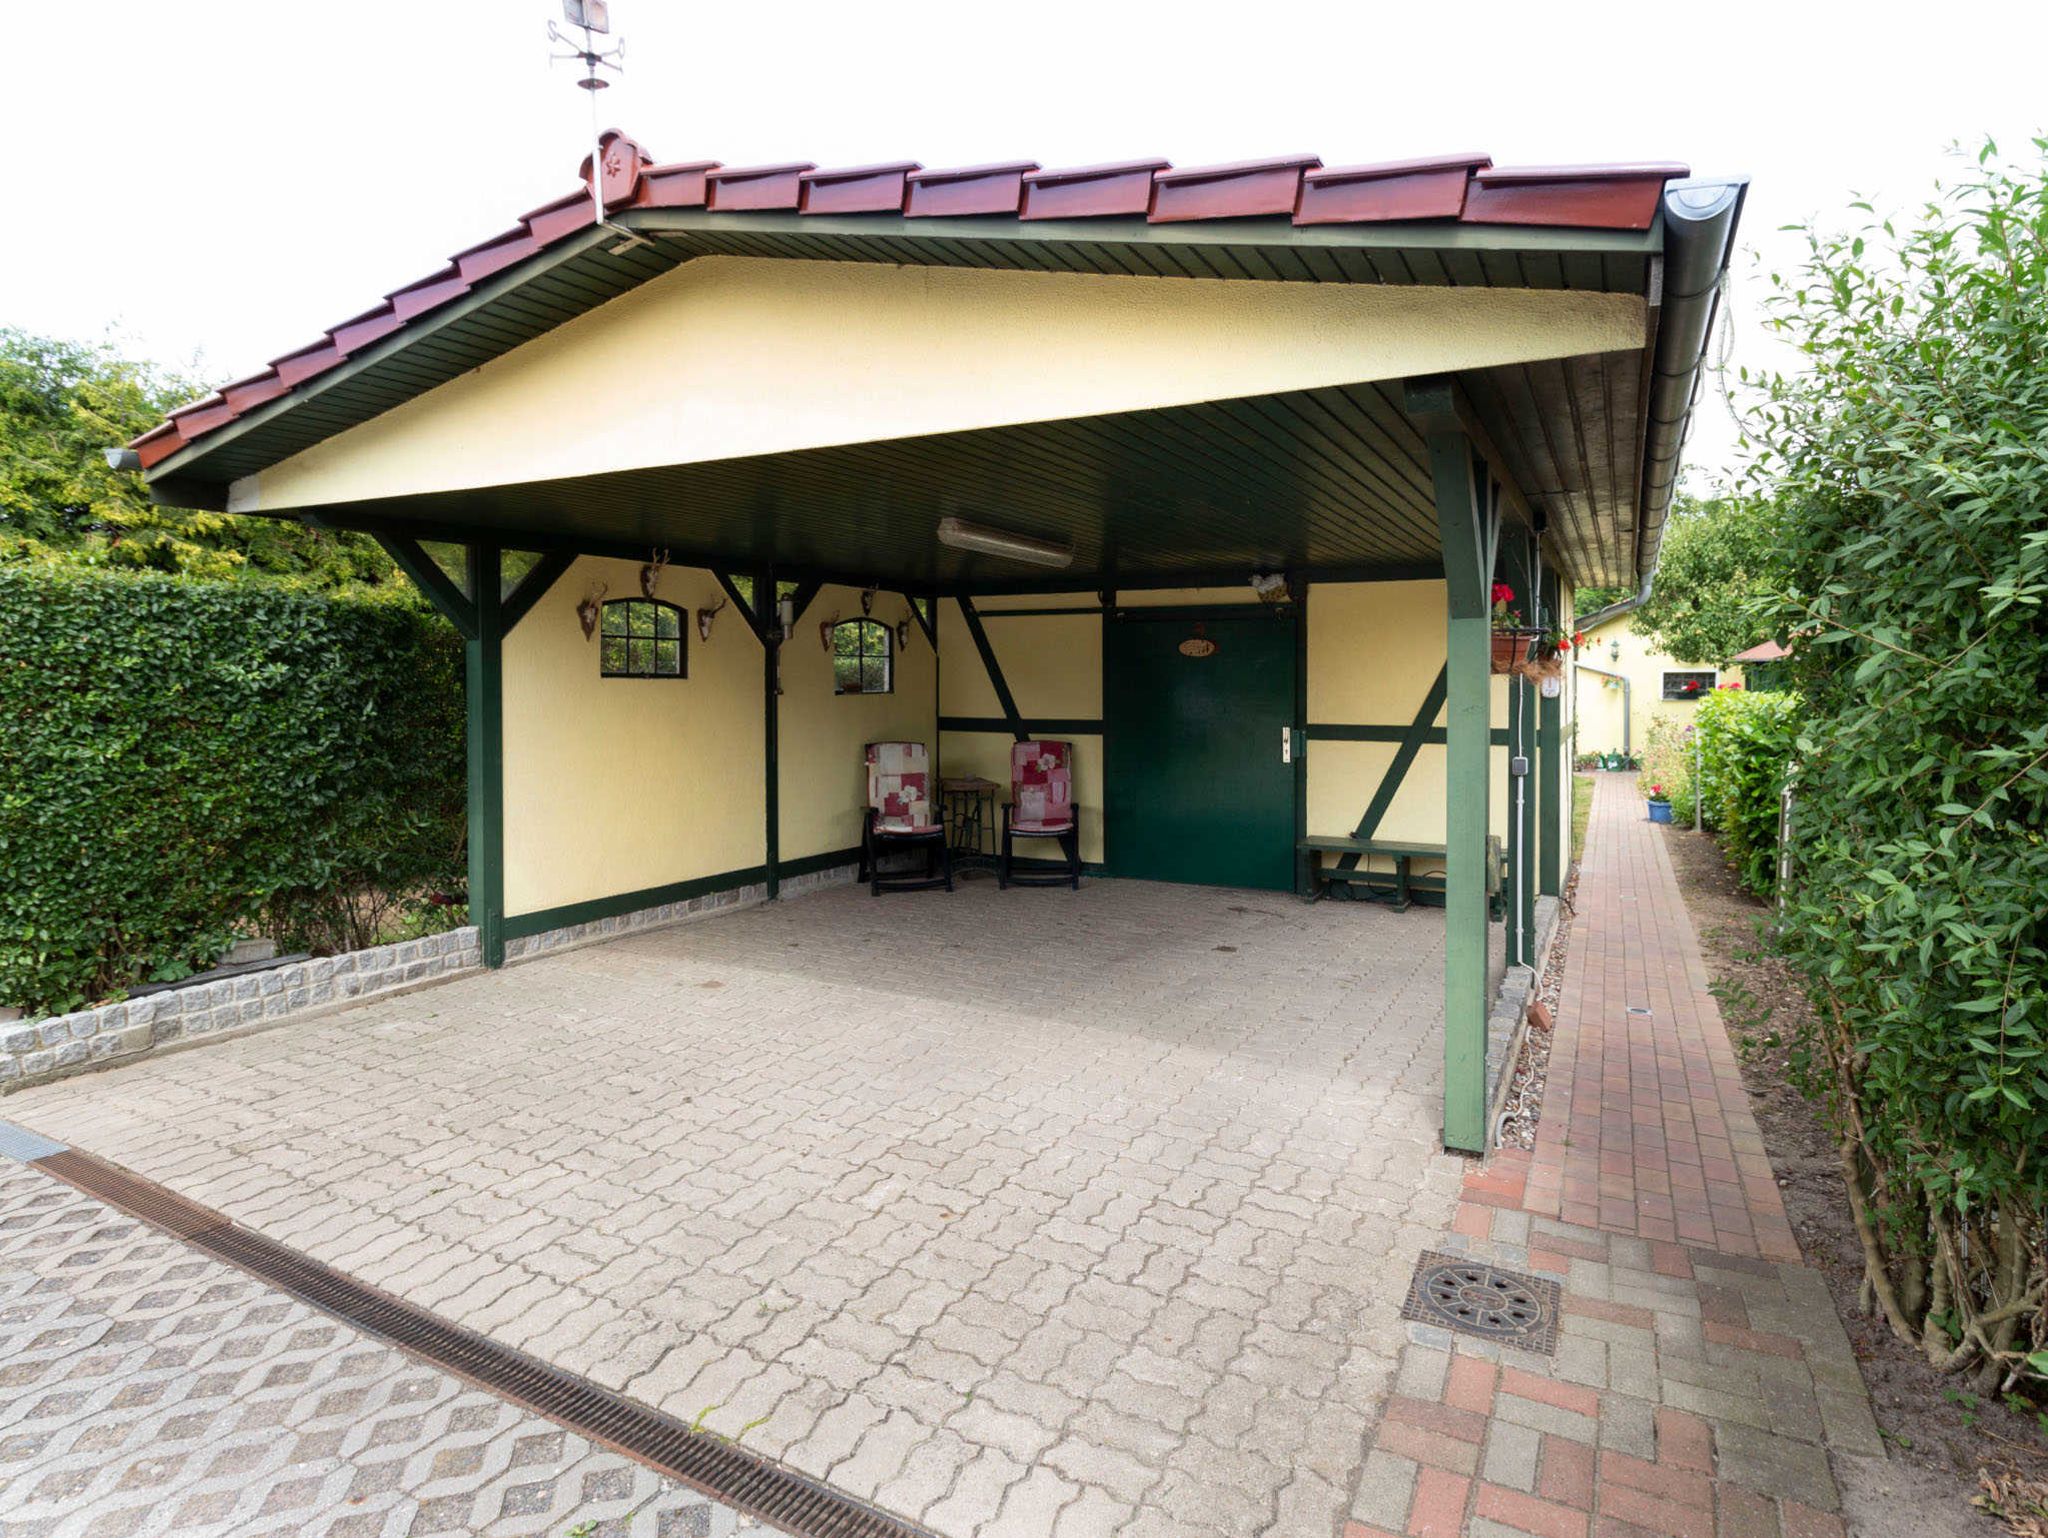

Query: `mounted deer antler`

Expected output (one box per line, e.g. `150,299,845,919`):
696,594,727,642
639,548,670,600
819,612,840,653
577,581,609,640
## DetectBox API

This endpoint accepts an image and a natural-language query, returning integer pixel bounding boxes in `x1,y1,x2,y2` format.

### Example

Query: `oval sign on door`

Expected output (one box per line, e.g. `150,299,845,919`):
1178,637,1218,658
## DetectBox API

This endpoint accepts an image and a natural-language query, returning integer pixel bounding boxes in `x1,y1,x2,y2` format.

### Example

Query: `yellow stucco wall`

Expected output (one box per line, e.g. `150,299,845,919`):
926,579,1549,887
503,556,763,916
777,587,938,863
938,596,1105,863
1573,614,1724,757
233,257,1645,514
505,569,1575,916
1305,580,1512,884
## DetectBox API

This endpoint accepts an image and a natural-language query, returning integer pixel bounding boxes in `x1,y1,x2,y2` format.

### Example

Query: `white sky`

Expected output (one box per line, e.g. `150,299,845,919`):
3,0,2043,482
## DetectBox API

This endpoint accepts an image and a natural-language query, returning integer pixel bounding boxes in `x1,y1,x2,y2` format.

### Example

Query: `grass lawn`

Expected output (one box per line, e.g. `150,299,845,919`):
1571,773,1595,867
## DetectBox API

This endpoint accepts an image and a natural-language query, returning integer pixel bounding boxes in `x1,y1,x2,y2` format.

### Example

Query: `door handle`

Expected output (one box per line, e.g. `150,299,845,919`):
1281,725,1293,764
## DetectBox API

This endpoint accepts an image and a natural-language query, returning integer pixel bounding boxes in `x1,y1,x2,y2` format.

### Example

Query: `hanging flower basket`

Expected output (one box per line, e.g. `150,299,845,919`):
1490,629,1536,673
1487,583,1540,674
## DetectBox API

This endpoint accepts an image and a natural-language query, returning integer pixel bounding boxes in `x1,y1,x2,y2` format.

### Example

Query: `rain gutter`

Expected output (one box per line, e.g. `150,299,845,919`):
1597,175,1749,624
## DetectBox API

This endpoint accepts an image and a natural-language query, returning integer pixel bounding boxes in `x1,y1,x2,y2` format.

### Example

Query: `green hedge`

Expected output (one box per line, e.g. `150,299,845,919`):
1692,689,1801,898
0,568,464,1015
1747,147,2047,1387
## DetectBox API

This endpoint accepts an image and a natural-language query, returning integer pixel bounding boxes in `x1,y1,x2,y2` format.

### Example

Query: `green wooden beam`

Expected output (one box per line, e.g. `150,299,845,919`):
376,534,477,640
714,571,763,641
628,206,1662,262
940,716,1102,736
1311,723,1510,746
466,542,506,968
501,550,575,633
957,597,1027,742
1344,668,1448,858
899,593,938,650
1421,407,1500,1155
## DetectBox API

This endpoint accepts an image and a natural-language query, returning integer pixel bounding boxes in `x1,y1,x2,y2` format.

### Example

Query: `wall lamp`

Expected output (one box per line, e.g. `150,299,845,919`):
936,516,1074,570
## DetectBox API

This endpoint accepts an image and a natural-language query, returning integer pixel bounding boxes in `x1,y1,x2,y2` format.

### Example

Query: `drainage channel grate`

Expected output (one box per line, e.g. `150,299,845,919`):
33,1150,232,1238
1399,1249,1563,1354
32,1151,932,1538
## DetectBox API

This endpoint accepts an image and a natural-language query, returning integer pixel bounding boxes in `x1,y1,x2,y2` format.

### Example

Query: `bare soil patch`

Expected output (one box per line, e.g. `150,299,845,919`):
1660,823,2043,1535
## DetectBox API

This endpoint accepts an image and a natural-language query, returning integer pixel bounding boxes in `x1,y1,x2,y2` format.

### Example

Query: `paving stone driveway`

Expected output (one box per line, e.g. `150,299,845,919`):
0,1159,761,1537
5,879,1472,1538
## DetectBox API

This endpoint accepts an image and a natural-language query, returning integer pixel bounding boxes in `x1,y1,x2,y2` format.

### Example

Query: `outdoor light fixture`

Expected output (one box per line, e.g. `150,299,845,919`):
1609,639,1622,662
935,516,1074,570
1248,572,1291,605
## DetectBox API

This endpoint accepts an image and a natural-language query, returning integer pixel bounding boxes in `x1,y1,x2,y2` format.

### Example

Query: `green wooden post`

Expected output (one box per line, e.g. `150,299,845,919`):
1413,381,1498,1153
1538,566,1564,896
761,566,780,900
1499,531,1532,970
466,542,505,968
1292,574,1310,895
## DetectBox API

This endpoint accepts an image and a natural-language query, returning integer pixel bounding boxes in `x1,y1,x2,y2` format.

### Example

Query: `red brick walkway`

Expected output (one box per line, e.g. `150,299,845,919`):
1340,773,1887,1538
1523,773,1797,1260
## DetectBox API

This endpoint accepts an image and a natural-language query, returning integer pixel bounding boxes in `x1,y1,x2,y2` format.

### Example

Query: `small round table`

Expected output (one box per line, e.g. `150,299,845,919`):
938,776,1001,873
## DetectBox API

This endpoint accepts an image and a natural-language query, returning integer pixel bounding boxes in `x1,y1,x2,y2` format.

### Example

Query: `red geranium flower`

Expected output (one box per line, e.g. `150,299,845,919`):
1490,582,1515,605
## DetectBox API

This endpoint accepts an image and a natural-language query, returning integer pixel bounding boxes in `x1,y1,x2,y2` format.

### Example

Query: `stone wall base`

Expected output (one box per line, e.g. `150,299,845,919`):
2,860,868,1093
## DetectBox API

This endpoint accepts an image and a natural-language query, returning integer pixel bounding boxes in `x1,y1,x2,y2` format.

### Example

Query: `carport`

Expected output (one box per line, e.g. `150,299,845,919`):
130,138,1744,1151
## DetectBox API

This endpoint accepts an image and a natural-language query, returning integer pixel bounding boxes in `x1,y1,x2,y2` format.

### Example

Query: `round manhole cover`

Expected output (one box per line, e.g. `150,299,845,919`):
1400,1251,1562,1352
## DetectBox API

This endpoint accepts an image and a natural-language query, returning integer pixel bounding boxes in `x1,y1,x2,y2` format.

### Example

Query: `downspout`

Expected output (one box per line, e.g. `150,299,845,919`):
1576,664,1632,756
1579,175,1750,634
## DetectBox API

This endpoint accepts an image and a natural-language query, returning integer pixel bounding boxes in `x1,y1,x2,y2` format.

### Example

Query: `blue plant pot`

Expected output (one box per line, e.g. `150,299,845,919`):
1646,799,1673,823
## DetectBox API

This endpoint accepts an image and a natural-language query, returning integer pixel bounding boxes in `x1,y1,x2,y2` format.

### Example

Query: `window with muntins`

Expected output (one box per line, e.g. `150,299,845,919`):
833,619,893,695
1662,669,1716,701
600,599,685,678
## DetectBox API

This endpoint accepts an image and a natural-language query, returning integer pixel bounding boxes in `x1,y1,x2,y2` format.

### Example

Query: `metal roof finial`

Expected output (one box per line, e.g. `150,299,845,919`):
547,3,650,256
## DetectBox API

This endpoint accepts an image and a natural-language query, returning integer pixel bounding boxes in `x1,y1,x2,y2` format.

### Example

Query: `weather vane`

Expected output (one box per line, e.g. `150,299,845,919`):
547,1,623,93
547,2,647,251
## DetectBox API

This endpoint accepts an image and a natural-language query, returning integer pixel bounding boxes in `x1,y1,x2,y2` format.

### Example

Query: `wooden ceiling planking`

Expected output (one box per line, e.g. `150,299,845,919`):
306,383,1451,584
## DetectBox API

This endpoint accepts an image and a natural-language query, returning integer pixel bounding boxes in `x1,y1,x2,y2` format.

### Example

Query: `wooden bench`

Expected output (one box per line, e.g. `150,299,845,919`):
1299,835,1504,913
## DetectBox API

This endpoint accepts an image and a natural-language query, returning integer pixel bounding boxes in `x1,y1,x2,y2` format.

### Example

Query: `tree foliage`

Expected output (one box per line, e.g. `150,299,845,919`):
0,328,397,589
1750,142,2048,1386
1627,493,1784,664
0,568,466,1015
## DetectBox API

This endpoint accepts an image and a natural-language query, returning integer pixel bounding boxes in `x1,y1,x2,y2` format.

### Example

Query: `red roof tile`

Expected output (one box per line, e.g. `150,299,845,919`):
906,161,1041,218
1149,154,1321,223
798,162,922,215
129,132,1692,469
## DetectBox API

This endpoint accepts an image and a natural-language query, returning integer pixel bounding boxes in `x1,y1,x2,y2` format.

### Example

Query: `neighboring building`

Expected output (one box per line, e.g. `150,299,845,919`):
125,135,1743,1151
1729,638,1790,692
1574,611,1781,757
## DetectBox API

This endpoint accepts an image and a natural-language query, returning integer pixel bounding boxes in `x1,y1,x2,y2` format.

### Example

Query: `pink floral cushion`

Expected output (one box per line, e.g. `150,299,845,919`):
1011,740,1074,833
866,741,934,833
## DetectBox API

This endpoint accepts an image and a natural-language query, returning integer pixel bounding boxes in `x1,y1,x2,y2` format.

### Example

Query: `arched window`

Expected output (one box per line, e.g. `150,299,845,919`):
832,618,892,695
600,599,686,678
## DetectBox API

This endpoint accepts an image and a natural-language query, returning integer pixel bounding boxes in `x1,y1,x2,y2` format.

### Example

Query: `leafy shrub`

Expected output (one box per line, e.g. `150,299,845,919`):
1692,688,1801,897
1750,143,2048,1388
0,567,464,1015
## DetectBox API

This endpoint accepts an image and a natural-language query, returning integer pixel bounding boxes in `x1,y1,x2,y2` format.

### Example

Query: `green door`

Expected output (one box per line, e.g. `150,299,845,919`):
1104,611,1297,890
